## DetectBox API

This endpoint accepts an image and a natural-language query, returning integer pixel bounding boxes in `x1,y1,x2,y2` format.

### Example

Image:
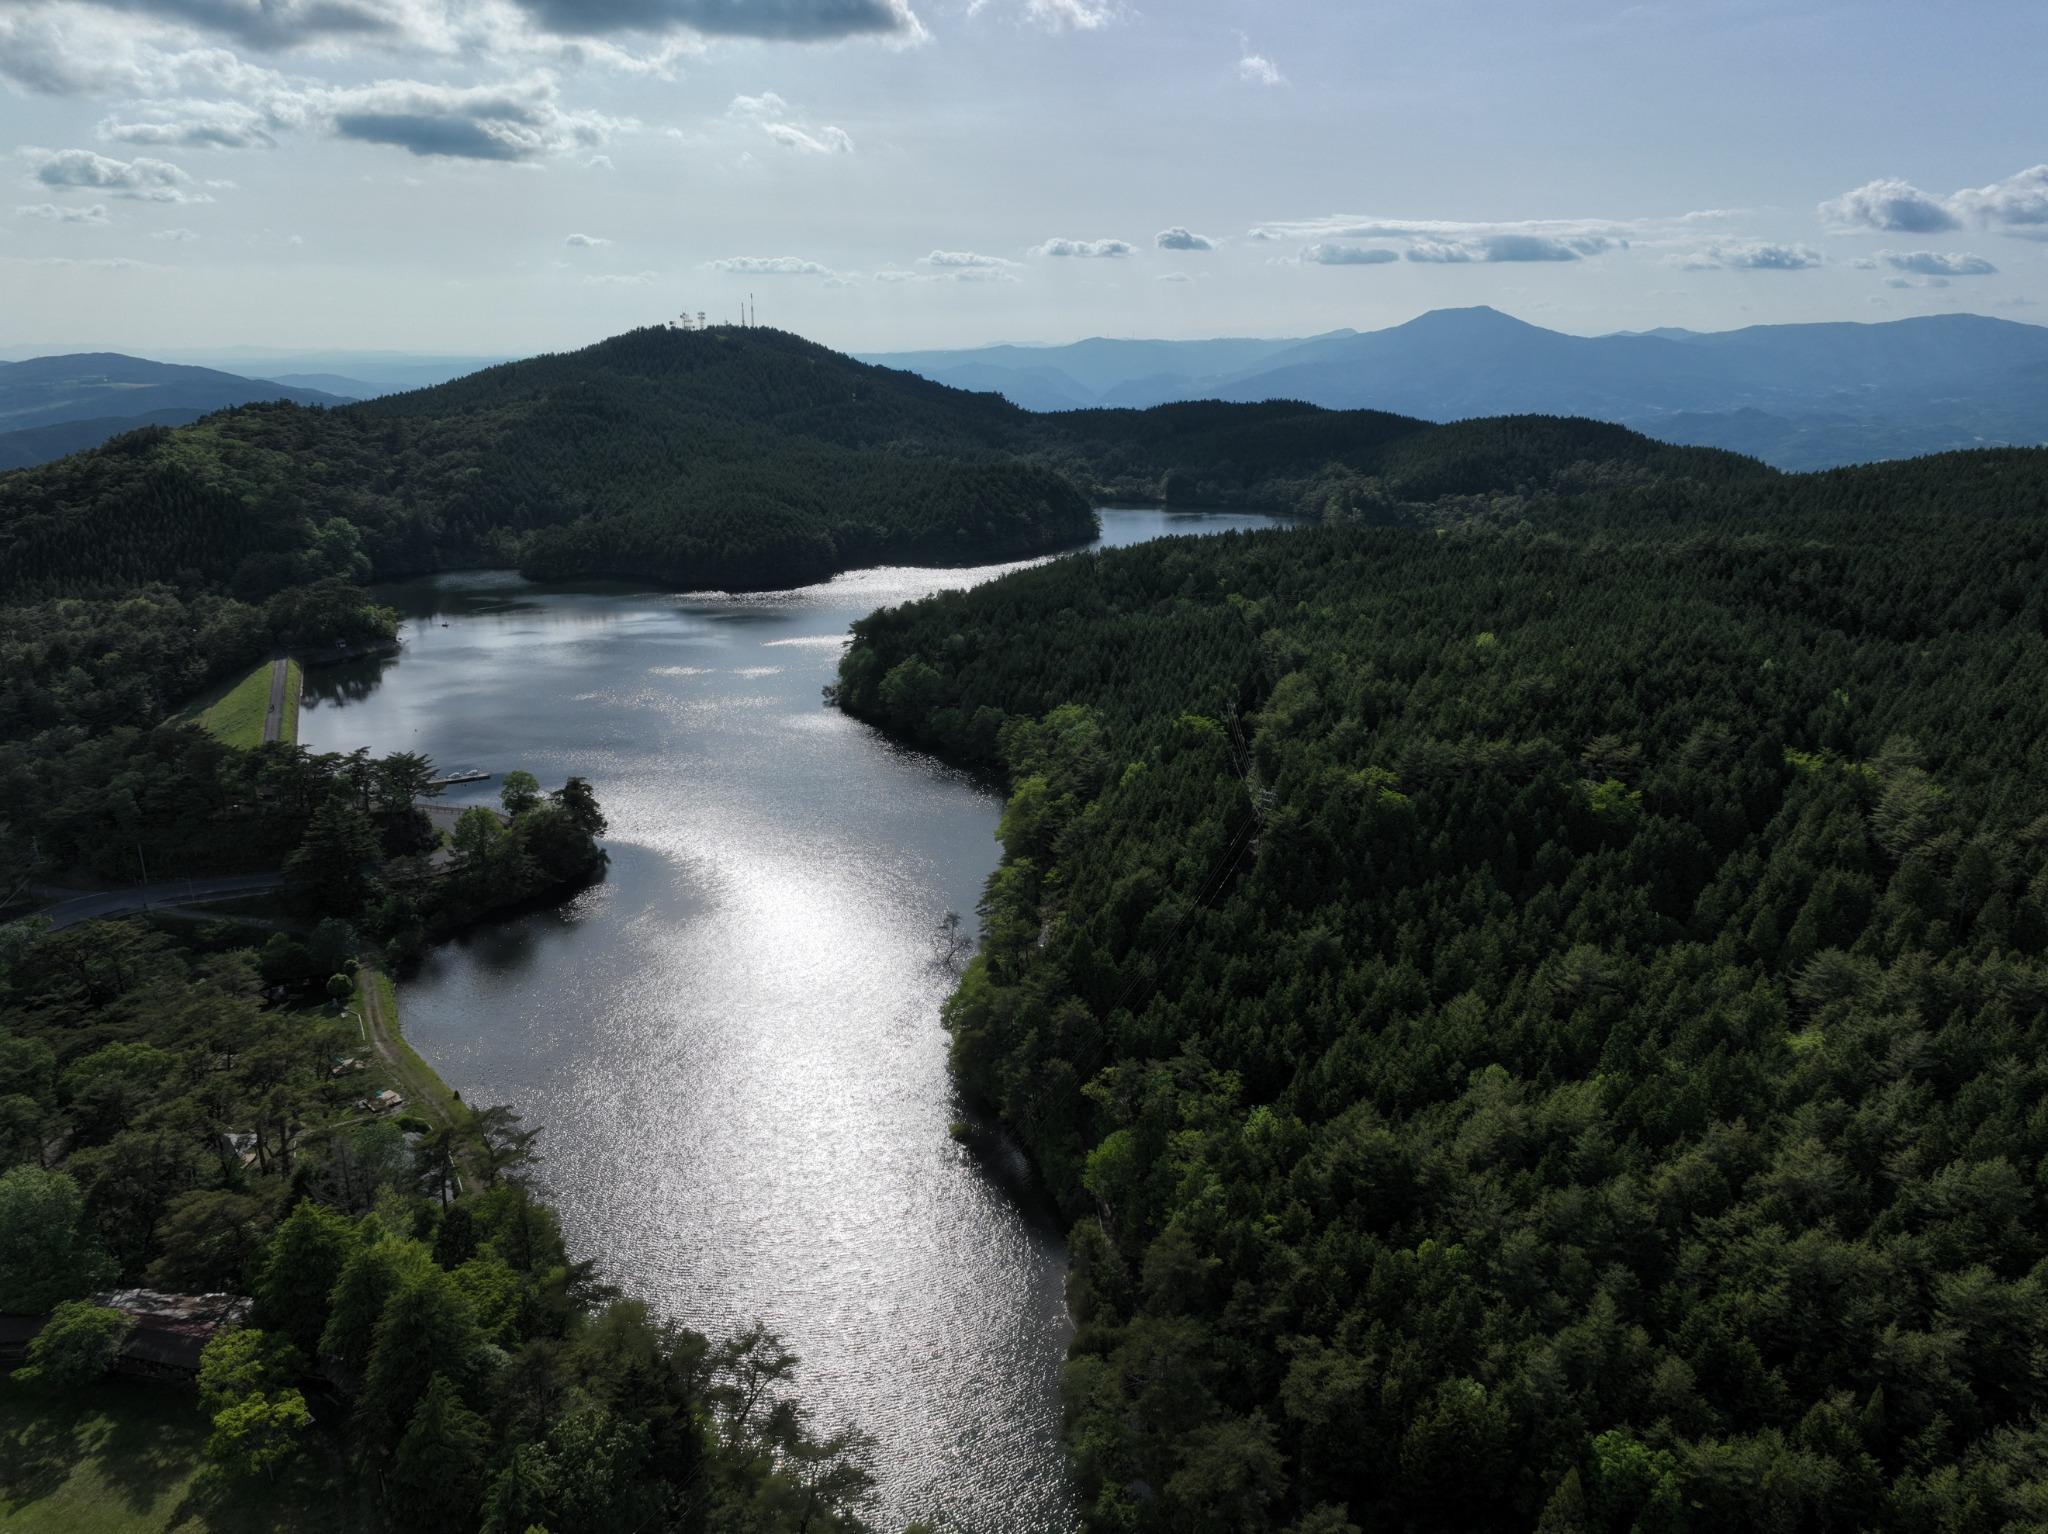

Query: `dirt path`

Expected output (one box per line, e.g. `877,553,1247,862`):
356,963,461,1135
260,656,289,743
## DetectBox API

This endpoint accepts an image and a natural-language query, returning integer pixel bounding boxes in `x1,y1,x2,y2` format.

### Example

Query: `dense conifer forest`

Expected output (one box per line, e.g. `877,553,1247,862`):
11,324,2048,1530
836,447,2048,1530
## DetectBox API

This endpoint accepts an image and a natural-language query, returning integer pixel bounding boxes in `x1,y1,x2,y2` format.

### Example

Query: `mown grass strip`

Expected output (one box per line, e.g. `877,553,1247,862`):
174,660,275,751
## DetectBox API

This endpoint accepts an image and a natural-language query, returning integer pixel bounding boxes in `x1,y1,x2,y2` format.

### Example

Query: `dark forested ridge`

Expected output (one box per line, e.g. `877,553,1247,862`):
0,323,1773,604
835,447,2048,1530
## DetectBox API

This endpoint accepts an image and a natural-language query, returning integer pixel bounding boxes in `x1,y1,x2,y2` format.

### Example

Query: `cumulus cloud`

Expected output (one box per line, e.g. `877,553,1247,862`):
1820,166,2048,237
582,270,656,285
1880,249,1996,277
565,232,611,247
1305,242,1398,266
16,201,113,224
1034,236,1133,258
0,9,294,97
1154,271,1195,283
19,146,210,202
764,121,853,154
151,225,198,239
1155,226,1213,252
1818,177,1961,234
1405,234,1613,263
512,0,924,41
1238,53,1284,86
876,250,1019,283
709,254,838,277
316,76,627,161
1675,241,1823,271
58,0,434,50
1019,0,1114,31
1951,165,2048,233
1260,215,1640,265
98,100,284,149
922,249,1015,268
69,0,923,47
727,92,853,157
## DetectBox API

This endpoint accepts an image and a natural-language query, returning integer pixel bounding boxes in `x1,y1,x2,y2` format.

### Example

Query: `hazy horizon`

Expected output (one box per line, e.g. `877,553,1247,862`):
6,300,2047,373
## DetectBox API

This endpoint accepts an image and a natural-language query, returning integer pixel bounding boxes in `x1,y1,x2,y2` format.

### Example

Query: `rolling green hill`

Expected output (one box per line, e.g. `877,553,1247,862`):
0,325,1772,603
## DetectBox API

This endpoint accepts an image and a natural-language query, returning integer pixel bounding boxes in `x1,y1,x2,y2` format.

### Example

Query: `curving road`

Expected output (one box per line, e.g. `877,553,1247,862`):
29,873,287,930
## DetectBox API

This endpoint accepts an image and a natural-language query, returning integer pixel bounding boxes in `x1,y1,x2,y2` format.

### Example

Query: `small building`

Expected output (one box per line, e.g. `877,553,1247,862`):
0,1290,254,1381
218,1130,259,1168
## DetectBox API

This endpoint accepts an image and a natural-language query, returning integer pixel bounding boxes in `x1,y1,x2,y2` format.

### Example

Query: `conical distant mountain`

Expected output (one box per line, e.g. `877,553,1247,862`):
862,307,2048,469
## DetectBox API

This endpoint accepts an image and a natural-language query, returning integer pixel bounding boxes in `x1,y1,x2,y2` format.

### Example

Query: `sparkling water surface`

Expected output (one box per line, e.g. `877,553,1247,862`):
301,508,1289,1532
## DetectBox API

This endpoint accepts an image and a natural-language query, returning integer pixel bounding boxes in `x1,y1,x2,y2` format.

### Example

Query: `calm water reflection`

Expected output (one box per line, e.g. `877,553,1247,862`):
301,509,1288,1532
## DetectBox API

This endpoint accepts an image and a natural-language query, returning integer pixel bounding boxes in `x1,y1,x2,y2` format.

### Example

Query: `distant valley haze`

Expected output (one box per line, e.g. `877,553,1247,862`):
6,303,2042,471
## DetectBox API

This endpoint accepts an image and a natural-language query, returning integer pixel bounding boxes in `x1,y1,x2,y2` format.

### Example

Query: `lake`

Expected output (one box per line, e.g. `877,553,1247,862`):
301,507,1290,1532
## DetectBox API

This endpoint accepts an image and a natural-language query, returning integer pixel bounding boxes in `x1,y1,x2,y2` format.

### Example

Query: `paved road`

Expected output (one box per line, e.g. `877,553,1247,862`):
261,656,290,743
29,873,287,930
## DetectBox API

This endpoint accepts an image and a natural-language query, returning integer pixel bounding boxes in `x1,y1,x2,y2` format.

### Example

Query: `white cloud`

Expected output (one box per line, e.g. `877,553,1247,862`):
1238,53,1284,86
0,10,287,97
1405,234,1615,263
565,232,611,247
921,249,1016,269
1950,165,2048,234
1155,226,1213,251
1306,242,1398,266
764,121,853,154
1154,271,1195,283
19,146,211,202
1018,0,1114,31
1674,241,1822,271
709,254,840,277
728,93,853,157
1261,213,1641,257
1879,249,1996,277
582,270,657,286
151,225,199,240
15,201,113,224
70,71,631,164
1819,177,1961,234
1034,236,1133,258
98,99,283,149
1820,167,2048,237
513,0,924,43
313,75,630,161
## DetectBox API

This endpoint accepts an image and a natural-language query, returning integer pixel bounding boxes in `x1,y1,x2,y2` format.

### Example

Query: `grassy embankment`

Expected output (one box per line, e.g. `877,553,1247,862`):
174,660,301,750
356,965,467,1133
0,1382,378,1533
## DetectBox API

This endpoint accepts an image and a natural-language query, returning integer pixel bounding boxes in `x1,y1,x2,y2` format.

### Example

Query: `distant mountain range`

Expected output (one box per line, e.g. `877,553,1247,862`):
863,308,2048,470
0,348,521,470
0,354,356,470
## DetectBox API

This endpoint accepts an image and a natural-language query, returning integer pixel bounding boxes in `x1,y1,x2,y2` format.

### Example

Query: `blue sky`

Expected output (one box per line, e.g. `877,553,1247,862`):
1,0,2044,353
